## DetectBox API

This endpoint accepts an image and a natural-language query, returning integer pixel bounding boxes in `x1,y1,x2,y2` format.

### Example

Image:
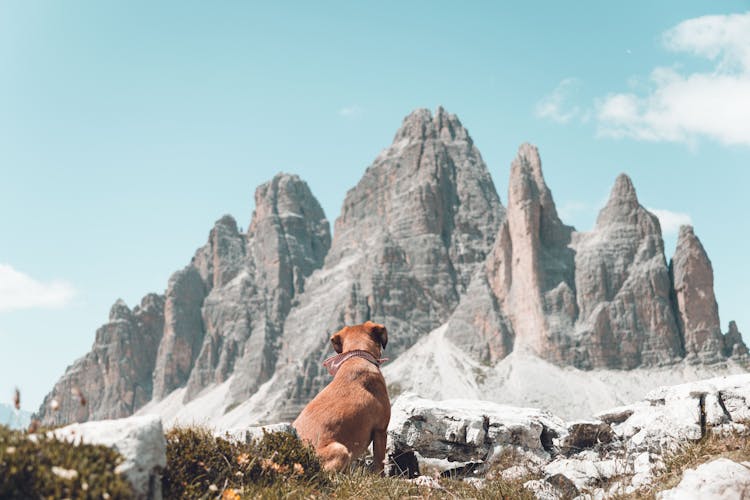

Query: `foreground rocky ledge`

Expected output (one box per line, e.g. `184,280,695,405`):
42,373,750,499
386,373,750,498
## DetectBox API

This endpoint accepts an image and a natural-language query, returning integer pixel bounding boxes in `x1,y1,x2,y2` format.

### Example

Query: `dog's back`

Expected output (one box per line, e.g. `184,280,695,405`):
293,322,390,472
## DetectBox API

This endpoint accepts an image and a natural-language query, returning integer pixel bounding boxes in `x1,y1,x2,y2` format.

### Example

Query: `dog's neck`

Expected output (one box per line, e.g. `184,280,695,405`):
322,349,387,377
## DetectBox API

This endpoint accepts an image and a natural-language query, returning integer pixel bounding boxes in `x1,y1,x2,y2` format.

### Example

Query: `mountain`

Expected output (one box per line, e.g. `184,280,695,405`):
37,108,748,426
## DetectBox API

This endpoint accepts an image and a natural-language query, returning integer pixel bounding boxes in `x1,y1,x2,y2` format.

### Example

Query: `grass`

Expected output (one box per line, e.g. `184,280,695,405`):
234,469,536,499
164,426,538,499
163,426,325,498
612,423,750,499
0,424,134,499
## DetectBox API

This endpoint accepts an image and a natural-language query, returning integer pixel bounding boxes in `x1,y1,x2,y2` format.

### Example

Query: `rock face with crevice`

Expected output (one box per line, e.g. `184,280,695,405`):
669,225,726,364
571,174,684,368
724,321,749,358
441,151,708,370
242,107,505,422
39,295,165,426
386,374,750,497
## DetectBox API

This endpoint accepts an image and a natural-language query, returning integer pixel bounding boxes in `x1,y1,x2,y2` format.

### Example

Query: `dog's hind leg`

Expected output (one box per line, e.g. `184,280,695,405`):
372,429,387,475
318,441,352,472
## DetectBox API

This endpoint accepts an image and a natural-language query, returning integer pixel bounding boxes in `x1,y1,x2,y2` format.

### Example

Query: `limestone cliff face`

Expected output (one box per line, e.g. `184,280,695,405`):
39,295,165,426
669,225,725,363
38,108,747,426
186,174,331,403
250,107,505,421
572,174,684,368
724,321,749,358
489,144,576,358
440,155,734,371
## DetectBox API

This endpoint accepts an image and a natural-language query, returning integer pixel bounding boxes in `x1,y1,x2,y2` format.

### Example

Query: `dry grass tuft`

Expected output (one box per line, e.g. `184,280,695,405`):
617,423,750,499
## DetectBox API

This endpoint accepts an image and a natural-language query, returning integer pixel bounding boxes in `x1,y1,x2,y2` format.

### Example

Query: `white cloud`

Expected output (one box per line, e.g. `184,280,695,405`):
0,264,76,313
646,208,692,235
597,12,750,147
338,105,364,118
535,78,583,123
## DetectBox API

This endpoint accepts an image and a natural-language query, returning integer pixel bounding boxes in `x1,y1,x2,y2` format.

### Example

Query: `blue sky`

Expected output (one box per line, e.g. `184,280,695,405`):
2,1,749,412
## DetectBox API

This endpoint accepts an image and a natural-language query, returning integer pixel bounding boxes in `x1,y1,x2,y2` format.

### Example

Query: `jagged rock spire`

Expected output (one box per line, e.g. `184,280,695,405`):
573,173,682,368
251,107,504,421
38,294,165,426
185,173,331,402
476,143,576,358
724,321,749,358
670,225,725,363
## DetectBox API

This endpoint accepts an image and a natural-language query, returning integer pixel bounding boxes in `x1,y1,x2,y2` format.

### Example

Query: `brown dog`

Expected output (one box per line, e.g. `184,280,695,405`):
293,321,390,473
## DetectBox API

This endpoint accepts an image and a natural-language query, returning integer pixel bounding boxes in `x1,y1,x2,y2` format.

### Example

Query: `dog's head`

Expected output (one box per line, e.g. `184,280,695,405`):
330,321,388,358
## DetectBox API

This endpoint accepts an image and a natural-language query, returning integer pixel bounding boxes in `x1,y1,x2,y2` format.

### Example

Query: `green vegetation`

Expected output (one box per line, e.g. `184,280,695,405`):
163,426,537,499
163,426,325,498
0,424,133,499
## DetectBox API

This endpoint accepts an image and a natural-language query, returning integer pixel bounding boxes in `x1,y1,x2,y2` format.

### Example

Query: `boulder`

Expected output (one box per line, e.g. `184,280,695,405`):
52,415,166,500
657,458,750,500
387,393,566,474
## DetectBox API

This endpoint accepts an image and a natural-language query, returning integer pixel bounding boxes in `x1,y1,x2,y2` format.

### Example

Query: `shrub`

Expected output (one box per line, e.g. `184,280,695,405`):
162,426,324,498
0,424,133,499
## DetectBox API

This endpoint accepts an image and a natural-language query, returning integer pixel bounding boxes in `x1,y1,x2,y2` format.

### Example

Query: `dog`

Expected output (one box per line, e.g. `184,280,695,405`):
293,321,390,473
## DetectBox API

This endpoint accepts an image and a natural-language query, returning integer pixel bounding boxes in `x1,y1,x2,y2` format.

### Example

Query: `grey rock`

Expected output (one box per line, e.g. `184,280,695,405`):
572,174,683,368
523,479,564,500
478,144,576,361
724,321,749,358
670,225,725,363
152,266,207,400
40,108,744,429
561,421,615,455
387,392,566,474
185,174,330,403
657,458,750,500
38,294,165,426
52,414,166,500
249,107,504,422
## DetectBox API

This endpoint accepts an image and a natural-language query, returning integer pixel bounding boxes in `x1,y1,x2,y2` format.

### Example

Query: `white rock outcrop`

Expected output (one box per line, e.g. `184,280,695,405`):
388,392,566,476
657,458,750,500
52,415,166,500
388,374,750,497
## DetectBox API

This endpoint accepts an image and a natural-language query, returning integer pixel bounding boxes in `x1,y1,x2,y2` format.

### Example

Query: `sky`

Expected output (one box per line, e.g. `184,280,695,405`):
1,1,749,413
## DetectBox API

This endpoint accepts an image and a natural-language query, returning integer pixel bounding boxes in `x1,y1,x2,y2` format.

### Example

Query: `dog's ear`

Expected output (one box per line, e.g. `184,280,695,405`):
366,321,388,349
330,332,343,354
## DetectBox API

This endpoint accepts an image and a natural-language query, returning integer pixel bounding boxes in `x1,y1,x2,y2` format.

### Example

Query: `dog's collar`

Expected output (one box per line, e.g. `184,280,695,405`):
322,349,388,376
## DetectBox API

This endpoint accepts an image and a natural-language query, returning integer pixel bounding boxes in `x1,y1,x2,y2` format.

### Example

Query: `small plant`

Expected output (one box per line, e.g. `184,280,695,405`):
616,423,750,499
162,426,325,498
0,424,133,499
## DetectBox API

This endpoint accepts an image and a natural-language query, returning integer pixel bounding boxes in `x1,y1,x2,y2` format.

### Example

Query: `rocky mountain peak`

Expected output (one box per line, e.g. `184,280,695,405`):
724,321,749,358
677,224,695,241
180,172,332,403
670,224,724,363
596,173,643,227
109,299,132,322
39,109,747,429
248,173,330,290
611,172,637,201
392,106,470,144
482,143,576,358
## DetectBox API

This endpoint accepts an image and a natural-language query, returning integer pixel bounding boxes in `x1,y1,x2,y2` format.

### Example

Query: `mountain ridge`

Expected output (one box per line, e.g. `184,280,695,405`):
37,107,748,426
